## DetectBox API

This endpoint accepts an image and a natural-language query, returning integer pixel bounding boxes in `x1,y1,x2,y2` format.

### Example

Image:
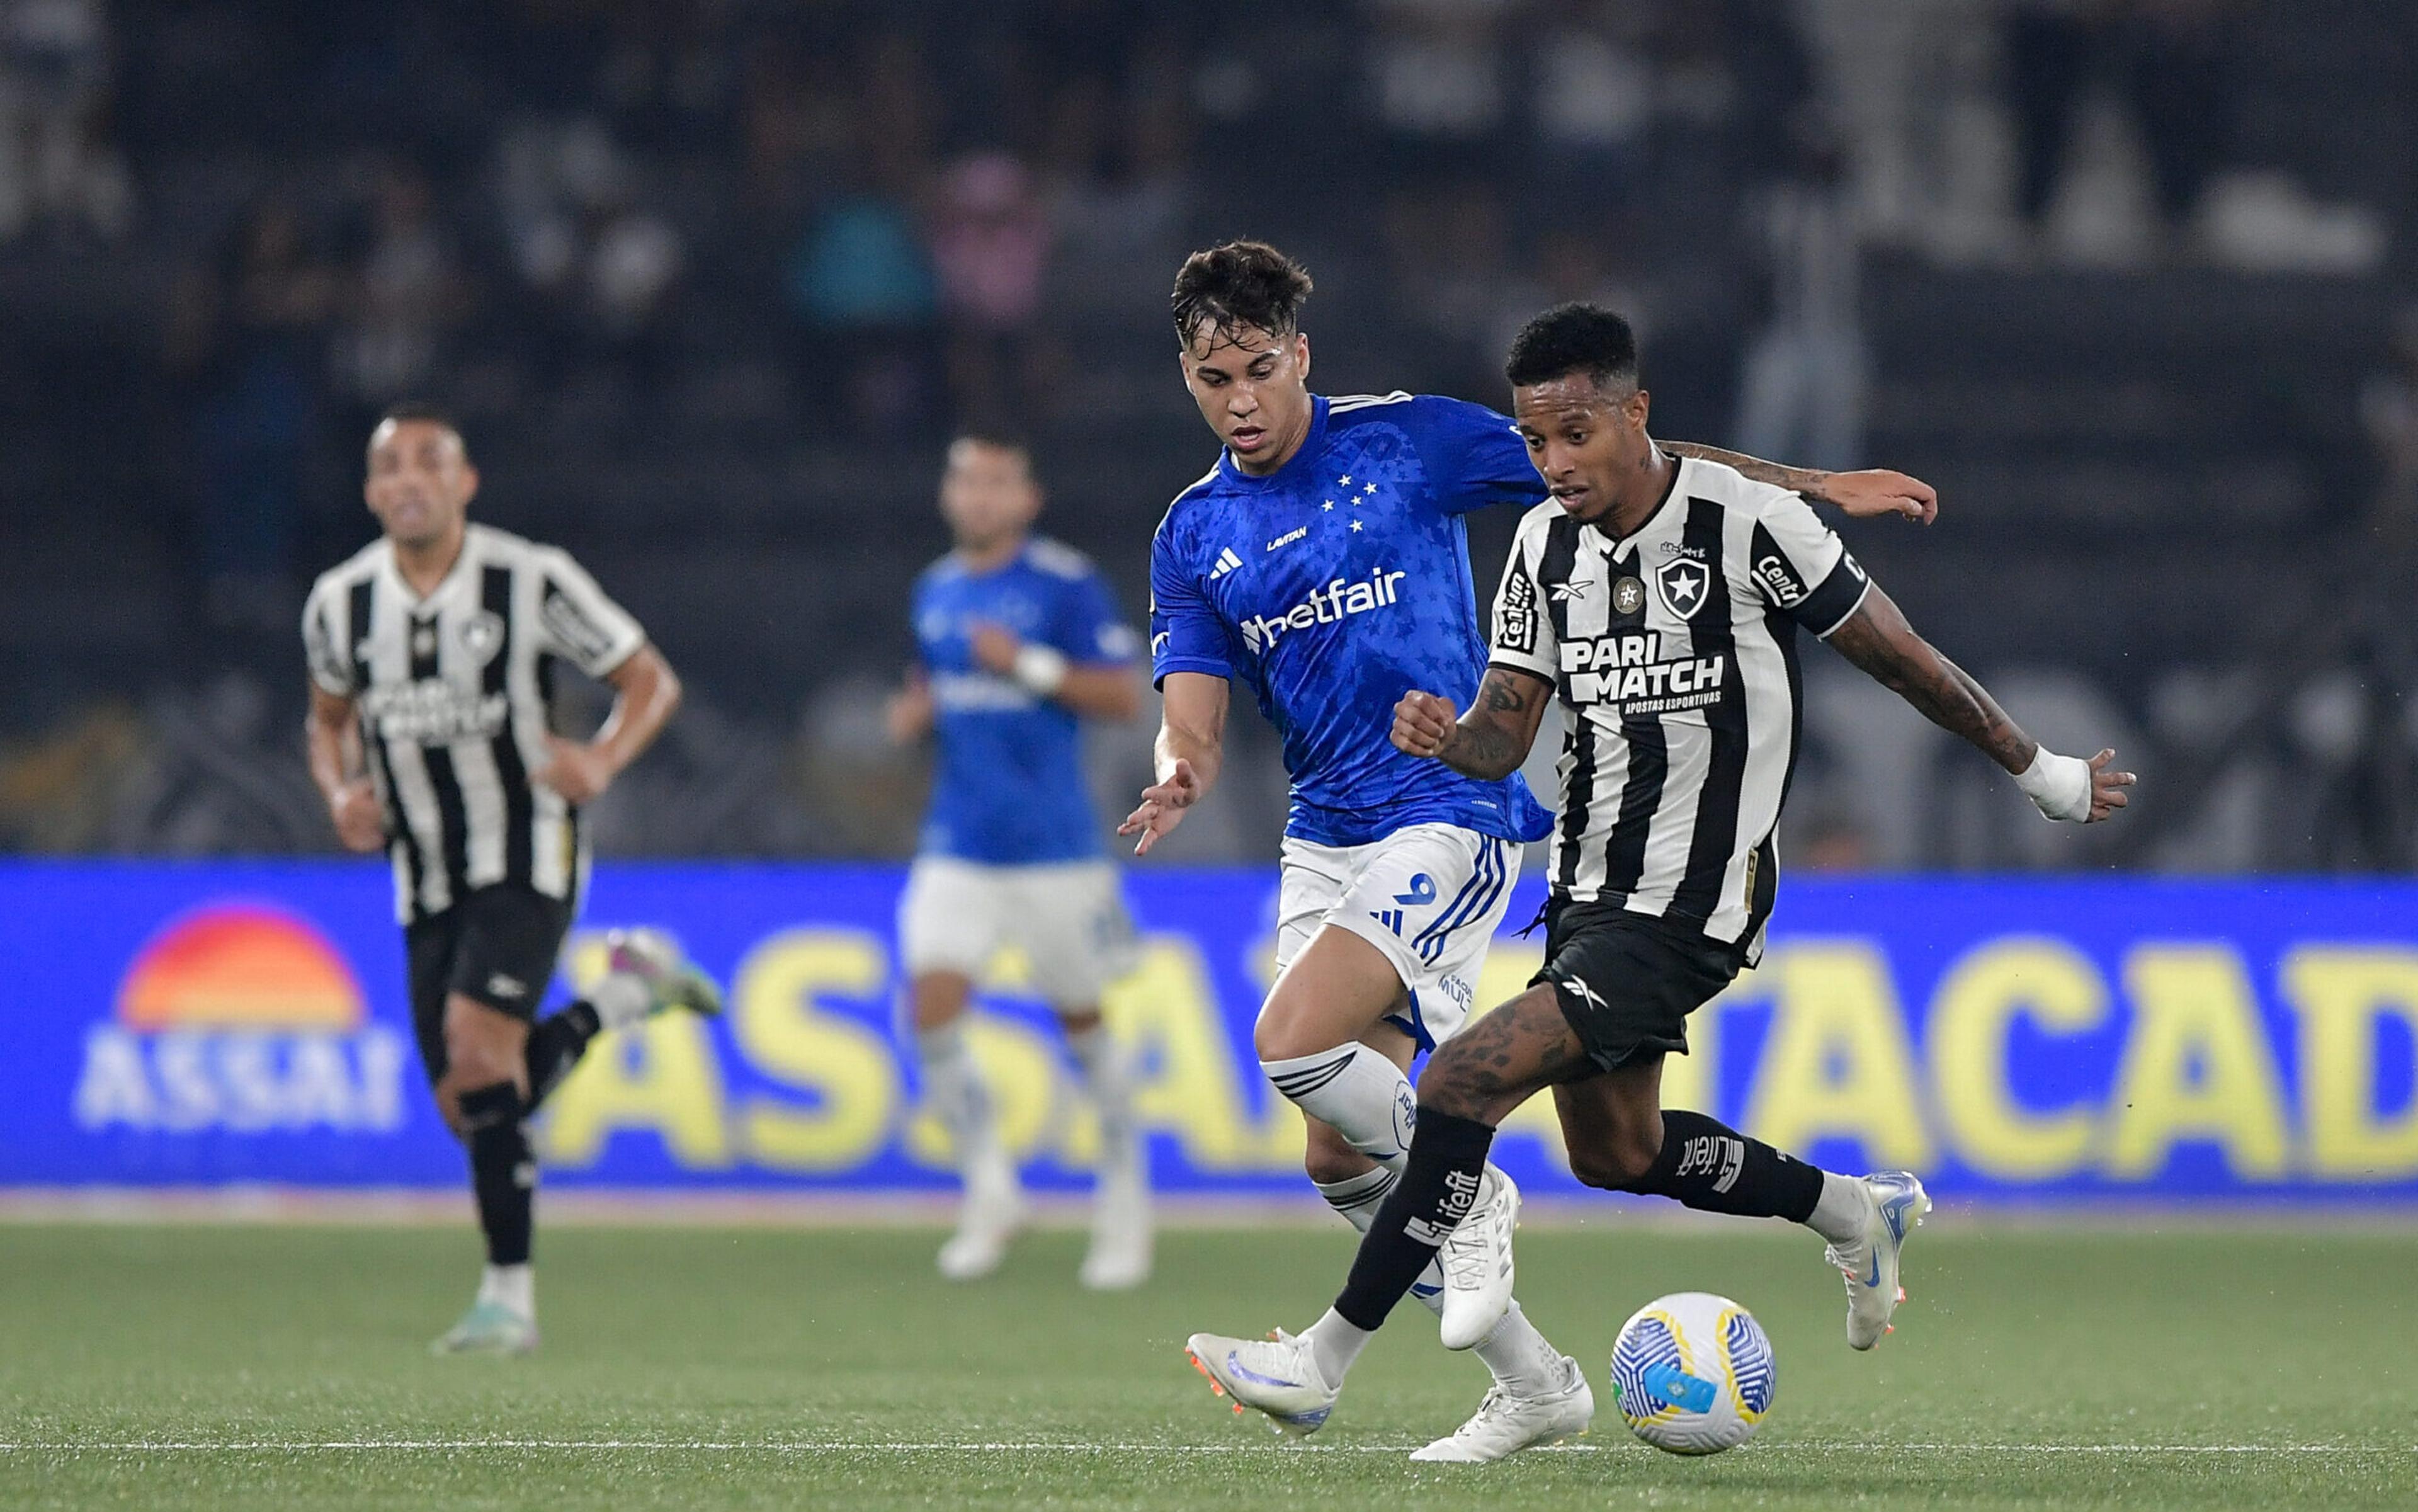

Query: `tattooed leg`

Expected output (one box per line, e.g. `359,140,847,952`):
1414,986,1594,1127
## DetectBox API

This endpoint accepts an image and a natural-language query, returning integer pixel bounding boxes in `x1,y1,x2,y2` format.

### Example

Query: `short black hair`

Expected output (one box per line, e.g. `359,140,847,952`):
948,430,1035,476
951,428,1031,459
372,401,468,456
1171,240,1314,350
1504,303,1640,393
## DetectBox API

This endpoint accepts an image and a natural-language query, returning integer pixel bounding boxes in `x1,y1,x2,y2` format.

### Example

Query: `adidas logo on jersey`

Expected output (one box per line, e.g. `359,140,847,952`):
1208,547,1243,581
1238,568,1409,654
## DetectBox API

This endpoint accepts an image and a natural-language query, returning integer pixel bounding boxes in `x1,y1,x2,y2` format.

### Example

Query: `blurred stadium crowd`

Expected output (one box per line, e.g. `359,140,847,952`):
3,0,2415,870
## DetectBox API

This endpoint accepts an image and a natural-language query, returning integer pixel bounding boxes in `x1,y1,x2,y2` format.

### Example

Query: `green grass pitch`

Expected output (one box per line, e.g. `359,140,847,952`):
0,1218,2411,1509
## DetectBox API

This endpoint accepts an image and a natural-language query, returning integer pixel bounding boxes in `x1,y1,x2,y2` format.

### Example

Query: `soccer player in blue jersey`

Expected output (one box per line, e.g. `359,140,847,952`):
1124,242,1936,1459
887,433,1151,1289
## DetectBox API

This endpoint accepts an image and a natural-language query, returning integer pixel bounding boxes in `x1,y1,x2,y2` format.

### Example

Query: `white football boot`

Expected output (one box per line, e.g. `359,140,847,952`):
1184,1329,1339,1436
1437,1166,1520,1350
1410,1355,1594,1463
1826,1169,1931,1349
599,928,724,1025
1079,1152,1152,1291
936,1143,1026,1282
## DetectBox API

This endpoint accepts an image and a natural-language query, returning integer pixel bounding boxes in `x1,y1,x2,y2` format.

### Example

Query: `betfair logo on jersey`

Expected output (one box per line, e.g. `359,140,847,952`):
1561,631,1725,710
361,680,509,746
1238,568,1409,655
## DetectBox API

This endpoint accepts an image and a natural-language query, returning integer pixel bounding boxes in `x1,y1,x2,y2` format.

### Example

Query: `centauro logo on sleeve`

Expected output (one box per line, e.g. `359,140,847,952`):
1497,568,1538,654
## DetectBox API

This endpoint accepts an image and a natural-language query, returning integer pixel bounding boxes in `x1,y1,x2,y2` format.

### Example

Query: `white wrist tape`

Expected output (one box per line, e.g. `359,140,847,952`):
2014,747,2092,822
1011,644,1069,696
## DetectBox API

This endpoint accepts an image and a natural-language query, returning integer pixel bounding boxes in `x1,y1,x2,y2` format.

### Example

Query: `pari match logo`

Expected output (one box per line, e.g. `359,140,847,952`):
74,903,411,1134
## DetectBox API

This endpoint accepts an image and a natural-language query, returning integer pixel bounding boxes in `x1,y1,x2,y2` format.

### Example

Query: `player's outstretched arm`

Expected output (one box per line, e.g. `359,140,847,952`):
1824,584,2135,822
304,684,384,853
1390,665,1553,782
535,643,683,805
1120,671,1226,855
1662,441,1938,525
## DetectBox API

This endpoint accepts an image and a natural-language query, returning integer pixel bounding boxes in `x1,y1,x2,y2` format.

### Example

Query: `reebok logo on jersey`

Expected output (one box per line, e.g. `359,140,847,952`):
1264,526,1308,553
1238,568,1409,654
485,973,528,1001
1208,547,1243,581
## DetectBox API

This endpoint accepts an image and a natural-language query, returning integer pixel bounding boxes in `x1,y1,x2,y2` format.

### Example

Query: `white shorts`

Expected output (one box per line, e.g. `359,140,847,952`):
898,856,1135,1009
1273,822,1521,1051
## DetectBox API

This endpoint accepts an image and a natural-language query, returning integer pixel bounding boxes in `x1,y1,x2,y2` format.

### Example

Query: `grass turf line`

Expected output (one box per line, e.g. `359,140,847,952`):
0,1223,2409,1511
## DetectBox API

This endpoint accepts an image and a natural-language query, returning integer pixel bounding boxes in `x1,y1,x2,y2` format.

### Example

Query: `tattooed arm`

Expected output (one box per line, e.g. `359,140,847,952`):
1661,441,1939,524
1824,583,2136,821
1390,665,1555,782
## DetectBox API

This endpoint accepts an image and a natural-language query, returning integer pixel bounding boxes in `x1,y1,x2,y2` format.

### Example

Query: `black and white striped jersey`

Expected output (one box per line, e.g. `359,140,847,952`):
302,524,647,924
1488,456,1871,962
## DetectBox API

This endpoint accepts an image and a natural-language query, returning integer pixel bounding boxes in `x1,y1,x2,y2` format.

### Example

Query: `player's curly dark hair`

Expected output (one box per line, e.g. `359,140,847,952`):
1504,303,1640,393
1171,240,1314,349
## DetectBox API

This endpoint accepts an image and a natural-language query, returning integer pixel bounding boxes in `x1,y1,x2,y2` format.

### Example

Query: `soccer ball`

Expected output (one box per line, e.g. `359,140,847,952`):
1608,1291,1776,1455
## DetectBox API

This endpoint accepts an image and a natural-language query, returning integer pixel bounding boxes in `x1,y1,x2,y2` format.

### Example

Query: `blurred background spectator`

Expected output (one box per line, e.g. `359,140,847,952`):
1,0,2414,872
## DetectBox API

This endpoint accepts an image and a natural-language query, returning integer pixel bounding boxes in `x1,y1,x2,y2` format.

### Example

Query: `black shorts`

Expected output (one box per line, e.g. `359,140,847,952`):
1530,897,1745,1075
402,884,572,1084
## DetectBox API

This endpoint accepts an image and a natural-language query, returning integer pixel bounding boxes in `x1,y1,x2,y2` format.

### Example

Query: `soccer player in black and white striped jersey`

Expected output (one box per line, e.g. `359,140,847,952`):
1186,305,2135,1431
302,405,723,1355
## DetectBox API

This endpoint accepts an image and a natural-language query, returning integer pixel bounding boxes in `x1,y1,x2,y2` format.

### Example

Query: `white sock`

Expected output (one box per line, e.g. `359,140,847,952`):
916,1022,998,1169
1470,1303,1570,1398
1312,1164,1558,1393
1315,1166,1451,1317
1302,1307,1373,1384
1807,1170,1871,1246
1063,1022,1138,1173
1261,1044,1417,1164
477,1263,533,1320
590,972,652,1031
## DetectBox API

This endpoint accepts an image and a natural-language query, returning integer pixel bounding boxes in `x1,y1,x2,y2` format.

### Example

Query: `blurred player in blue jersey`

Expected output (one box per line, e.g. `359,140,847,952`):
887,434,1150,1289
1125,242,1935,1459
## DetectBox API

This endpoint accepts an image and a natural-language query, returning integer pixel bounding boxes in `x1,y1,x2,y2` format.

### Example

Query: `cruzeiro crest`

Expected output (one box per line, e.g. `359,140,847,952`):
1654,558,1712,621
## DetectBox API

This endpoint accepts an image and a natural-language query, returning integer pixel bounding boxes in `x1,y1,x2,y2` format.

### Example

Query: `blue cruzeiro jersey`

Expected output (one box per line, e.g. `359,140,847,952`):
1150,392,1556,848
914,537,1139,864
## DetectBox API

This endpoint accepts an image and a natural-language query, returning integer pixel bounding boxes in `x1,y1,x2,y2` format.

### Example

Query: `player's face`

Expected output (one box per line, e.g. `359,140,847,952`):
1511,375,1652,527
1179,322,1313,475
363,419,477,549
939,440,1041,551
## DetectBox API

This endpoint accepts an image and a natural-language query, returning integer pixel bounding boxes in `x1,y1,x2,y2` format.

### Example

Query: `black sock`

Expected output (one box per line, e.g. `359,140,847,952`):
1332,1110,1497,1331
1625,1109,1823,1223
524,1001,602,1112
460,1082,535,1267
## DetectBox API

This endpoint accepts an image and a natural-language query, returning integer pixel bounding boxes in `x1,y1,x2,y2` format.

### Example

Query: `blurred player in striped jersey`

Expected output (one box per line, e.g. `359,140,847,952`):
885,435,1152,1288
302,406,723,1355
